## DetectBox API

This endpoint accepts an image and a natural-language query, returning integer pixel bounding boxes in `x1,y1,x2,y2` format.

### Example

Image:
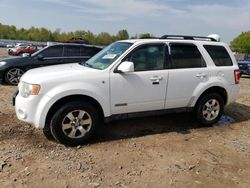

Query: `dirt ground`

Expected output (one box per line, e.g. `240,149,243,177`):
0,47,250,188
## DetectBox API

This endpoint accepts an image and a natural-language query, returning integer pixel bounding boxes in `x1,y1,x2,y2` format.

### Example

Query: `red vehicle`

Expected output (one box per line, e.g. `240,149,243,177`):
13,46,38,56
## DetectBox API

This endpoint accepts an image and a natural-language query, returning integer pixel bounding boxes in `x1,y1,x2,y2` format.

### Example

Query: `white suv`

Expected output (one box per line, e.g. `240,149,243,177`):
14,35,240,146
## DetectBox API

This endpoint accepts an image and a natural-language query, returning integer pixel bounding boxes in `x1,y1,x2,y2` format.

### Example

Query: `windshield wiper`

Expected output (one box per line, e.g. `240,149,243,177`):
80,62,93,68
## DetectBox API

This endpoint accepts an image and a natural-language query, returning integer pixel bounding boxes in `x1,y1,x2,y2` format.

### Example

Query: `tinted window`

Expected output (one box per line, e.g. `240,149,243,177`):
204,45,233,66
170,44,205,69
127,44,164,71
40,46,63,57
64,46,80,56
81,46,93,56
80,46,101,56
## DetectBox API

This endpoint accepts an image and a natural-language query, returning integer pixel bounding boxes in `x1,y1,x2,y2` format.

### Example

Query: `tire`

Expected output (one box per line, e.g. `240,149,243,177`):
50,101,100,146
195,93,224,126
4,68,24,85
43,123,55,141
8,50,13,55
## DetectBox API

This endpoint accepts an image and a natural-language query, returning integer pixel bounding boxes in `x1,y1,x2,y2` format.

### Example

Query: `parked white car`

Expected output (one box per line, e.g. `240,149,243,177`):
14,35,240,146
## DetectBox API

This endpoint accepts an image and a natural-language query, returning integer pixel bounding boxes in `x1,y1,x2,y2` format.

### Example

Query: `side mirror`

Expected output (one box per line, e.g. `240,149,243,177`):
117,61,134,73
37,54,44,61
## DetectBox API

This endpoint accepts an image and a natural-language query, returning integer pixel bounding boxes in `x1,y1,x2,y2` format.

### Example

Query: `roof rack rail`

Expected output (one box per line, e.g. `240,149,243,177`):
139,36,158,39
160,35,217,42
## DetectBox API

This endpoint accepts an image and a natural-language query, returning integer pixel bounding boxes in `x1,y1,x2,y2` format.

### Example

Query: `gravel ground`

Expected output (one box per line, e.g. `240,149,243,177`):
0,47,250,188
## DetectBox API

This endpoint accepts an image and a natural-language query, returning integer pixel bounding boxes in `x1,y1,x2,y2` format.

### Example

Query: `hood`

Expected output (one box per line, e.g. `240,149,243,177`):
0,56,31,63
20,63,101,84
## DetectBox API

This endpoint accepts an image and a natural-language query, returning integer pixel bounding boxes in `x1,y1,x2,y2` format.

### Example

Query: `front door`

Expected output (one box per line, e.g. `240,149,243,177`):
110,43,169,114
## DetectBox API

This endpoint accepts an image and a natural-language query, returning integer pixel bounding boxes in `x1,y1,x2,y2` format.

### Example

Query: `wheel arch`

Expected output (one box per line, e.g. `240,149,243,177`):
194,86,228,108
45,94,105,126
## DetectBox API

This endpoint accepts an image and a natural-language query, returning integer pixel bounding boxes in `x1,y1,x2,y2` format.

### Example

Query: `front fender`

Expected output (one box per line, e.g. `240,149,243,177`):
34,82,110,129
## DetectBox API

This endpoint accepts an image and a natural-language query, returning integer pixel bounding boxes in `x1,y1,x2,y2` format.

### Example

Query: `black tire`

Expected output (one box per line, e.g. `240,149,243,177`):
43,123,55,141
195,93,224,126
4,68,24,85
50,101,100,146
8,50,12,55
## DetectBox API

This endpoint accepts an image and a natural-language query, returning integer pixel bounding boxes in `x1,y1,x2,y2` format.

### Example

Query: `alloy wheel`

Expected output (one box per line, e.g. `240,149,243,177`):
61,110,92,139
202,99,220,121
6,68,24,85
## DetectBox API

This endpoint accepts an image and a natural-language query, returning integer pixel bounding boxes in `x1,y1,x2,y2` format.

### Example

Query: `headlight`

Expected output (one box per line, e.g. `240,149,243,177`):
0,61,6,66
19,82,41,98
247,64,250,67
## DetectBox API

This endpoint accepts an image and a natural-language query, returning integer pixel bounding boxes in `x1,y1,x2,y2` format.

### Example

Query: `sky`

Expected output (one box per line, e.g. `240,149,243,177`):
0,0,250,43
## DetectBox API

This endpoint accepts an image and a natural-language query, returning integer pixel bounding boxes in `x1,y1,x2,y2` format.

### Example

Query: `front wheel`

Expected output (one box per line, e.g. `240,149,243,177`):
43,123,55,141
50,101,100,146
4,68,24,85
195,93,224,126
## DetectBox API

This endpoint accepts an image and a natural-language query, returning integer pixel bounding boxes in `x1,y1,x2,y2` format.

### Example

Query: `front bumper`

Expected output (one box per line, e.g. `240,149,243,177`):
14,92,53,129
0,70,5,84
15,93,42,128
12,90,18,106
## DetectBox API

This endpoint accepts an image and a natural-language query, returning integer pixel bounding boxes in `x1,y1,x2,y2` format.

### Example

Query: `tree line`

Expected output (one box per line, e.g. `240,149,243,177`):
3,22,248,53
230,31,250,53
0,23,153,46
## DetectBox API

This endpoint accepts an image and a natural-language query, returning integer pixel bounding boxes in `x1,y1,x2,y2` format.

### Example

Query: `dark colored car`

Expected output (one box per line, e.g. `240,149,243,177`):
0,43,102,85
237,60,250,76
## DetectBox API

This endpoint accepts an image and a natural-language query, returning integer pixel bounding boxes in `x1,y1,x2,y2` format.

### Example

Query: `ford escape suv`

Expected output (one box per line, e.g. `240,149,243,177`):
14,34,240,146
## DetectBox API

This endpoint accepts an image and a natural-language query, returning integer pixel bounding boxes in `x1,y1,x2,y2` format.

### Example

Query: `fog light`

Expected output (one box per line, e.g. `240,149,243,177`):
18,109,27,119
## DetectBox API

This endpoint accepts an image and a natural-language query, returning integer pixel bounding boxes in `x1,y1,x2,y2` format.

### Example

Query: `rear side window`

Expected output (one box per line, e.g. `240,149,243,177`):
170,44,205,69
64,46,81,56
204,45,233,66
81,46,100,56
41,46,63,57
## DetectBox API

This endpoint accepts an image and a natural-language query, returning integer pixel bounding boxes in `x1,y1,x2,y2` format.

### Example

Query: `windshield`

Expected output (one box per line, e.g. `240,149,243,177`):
31,46,48,57
81,42,133,70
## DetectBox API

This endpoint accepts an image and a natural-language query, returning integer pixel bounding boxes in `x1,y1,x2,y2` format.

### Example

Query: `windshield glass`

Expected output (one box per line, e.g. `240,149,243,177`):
81,42,133,70
31,46,48,57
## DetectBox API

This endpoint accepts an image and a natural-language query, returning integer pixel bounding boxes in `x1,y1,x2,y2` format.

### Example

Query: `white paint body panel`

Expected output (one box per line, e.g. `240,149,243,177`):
15,38,240,129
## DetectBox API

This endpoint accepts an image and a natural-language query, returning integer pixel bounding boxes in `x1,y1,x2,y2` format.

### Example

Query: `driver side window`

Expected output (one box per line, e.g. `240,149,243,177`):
40,46,63,57
126,44,165,71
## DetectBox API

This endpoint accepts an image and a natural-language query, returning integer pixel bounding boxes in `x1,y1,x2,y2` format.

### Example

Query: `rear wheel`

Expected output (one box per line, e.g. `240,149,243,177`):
4,68,24,85
195,93,224,126
50,101,100,146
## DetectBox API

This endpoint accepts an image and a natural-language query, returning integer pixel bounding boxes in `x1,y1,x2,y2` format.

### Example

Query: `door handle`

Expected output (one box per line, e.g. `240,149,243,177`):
150,76,163,82
196,73,207,78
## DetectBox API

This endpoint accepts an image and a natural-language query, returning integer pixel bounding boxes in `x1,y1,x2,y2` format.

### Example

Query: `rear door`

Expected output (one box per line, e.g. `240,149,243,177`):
165,43,210,108
80,46,94,62
63,45,82,63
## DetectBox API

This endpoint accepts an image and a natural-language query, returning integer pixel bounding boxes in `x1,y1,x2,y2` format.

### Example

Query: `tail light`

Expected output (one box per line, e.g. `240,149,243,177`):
234,69,240,84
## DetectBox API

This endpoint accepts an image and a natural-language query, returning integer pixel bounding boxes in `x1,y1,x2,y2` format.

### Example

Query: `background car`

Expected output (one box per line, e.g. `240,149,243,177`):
238,60,250,76
8,43,28,55
0,43,102,85
13,45,38,56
